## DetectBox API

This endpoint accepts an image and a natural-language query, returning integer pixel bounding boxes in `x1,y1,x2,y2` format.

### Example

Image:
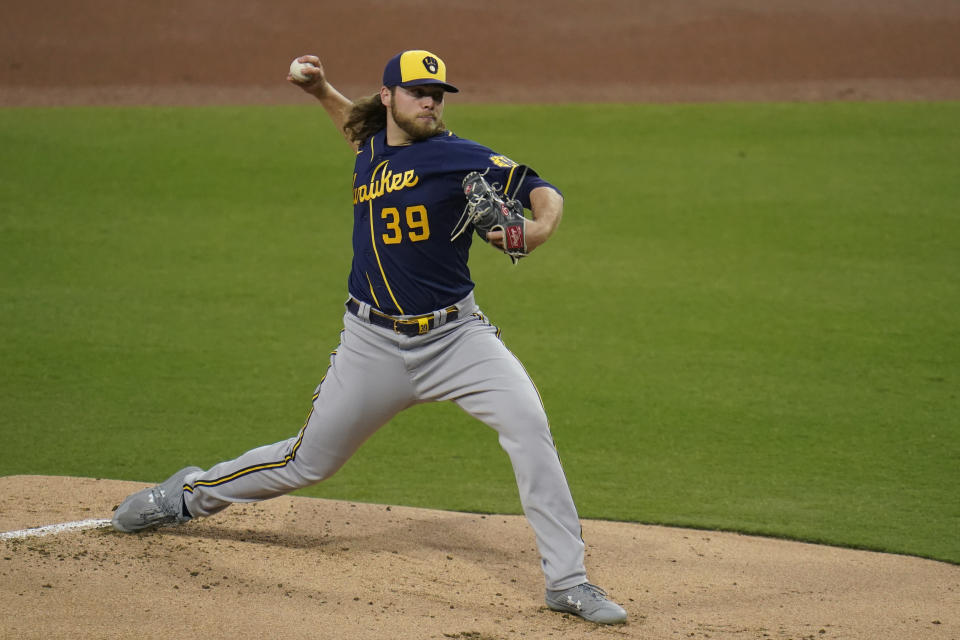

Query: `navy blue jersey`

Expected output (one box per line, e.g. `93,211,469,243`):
348,129,559,316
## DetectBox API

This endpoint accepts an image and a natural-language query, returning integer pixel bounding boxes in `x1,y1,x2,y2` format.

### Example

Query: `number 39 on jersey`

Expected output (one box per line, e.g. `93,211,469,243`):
381,205,430,244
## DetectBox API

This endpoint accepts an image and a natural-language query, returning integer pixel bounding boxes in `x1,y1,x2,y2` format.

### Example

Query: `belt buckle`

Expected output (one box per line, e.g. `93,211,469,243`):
392,316,431,335
417,317,430,334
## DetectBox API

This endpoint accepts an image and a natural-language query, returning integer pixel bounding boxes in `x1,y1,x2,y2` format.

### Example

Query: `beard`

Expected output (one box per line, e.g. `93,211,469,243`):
390,100,445,141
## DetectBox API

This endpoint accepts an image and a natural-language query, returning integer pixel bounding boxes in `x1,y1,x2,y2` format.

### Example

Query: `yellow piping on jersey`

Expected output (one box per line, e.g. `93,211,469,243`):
365,272,381,308
367,161,405,314
503,164,519,197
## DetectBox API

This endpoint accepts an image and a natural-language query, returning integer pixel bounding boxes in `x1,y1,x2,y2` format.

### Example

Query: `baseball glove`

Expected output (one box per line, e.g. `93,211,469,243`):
451,169,528,264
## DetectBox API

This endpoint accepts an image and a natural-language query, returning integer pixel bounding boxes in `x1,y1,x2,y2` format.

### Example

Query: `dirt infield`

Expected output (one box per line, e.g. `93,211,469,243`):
2,0,960,106
3,1,960,638
2,476,957,640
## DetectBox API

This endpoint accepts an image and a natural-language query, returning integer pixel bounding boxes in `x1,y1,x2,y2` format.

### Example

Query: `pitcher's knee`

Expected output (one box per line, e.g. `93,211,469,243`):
286,451,348,486
497,413,557,452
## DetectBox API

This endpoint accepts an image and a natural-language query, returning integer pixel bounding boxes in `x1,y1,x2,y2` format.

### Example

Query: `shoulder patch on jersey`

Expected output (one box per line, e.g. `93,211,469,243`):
489,154,518,168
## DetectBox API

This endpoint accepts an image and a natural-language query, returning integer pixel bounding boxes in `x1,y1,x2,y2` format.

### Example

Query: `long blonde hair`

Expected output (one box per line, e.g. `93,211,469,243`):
343,92,388,147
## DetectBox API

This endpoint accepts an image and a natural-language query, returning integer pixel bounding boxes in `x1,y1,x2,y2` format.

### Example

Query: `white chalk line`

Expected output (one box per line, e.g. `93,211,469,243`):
0,519,112,540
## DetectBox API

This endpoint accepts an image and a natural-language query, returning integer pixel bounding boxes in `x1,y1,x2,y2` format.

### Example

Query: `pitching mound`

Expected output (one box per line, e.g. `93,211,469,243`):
1,476,956,640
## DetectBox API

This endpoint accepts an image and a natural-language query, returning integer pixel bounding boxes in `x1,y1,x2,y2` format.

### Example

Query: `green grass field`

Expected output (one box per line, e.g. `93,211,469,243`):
1,101,957,564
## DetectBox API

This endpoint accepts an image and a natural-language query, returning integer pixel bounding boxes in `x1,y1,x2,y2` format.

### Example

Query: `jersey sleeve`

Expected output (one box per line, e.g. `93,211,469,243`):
440,134,562,210
482,156,562,210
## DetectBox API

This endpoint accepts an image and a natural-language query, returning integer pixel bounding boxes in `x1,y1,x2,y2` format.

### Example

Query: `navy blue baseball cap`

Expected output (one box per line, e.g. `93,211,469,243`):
382,50,459,93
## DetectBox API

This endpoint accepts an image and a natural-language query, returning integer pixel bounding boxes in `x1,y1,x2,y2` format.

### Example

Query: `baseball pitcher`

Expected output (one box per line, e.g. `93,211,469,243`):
111,49,627,625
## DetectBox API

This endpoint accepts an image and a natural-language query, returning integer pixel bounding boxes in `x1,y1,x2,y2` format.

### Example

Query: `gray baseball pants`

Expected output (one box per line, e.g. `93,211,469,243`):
181,292,588,590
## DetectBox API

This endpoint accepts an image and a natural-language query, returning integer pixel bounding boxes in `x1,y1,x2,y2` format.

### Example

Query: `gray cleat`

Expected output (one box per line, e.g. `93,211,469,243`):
545,582,628,624
112,466,202,533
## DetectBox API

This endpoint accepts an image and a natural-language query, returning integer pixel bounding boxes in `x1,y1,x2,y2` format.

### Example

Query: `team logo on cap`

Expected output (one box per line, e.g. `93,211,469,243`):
422,56,439,75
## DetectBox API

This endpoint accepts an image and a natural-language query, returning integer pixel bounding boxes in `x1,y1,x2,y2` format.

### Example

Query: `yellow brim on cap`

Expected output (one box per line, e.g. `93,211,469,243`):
395,50,459,92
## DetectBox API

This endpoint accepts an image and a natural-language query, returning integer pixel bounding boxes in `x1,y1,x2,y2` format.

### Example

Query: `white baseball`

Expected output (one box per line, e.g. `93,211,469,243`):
289,58,316,82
